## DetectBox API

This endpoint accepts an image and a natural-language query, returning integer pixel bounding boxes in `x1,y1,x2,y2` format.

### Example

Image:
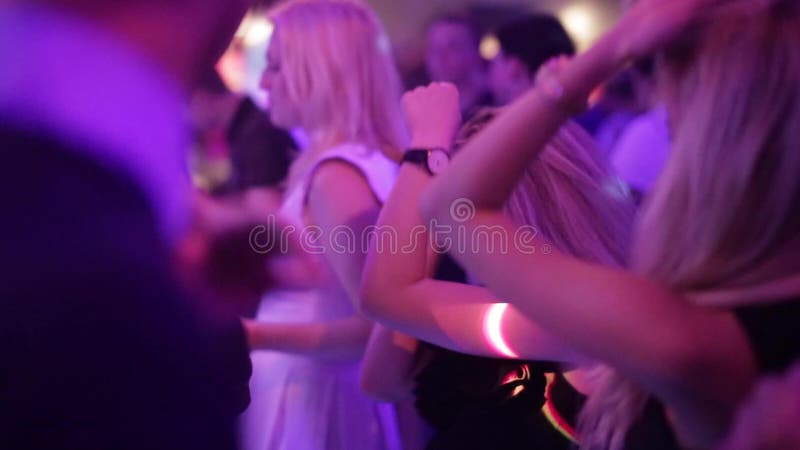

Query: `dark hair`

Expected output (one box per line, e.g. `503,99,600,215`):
223,97,295,191
198,67,231,95
428,13,484,48
495,14,575,75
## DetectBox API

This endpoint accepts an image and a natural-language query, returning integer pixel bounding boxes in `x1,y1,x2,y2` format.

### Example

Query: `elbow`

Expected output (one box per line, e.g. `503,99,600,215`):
357,252,393,320
631,335,709,394
653,346,752,449
358,259,414,324
357,275,387,321
640,336,754,410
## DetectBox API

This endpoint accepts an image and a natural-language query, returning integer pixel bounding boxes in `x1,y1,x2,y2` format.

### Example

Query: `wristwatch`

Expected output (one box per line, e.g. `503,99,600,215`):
401,148,450,175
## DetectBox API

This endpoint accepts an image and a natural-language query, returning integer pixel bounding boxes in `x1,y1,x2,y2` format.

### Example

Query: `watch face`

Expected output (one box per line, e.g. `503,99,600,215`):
428,149,450,175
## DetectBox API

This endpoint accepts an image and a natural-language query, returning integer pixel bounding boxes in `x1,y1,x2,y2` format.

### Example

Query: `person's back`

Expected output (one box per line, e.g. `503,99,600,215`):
0,0,253,447
0,129,246,450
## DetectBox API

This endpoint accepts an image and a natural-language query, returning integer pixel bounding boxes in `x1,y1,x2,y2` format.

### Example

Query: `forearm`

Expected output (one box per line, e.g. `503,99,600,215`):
360,162,490,352
421,28,628,221
442,212,758,436
384,285,587,364
243,316,373,361
362,149,582,363
361,82,462,317
359,164,439,315
267,254,331,291
360,163,491,344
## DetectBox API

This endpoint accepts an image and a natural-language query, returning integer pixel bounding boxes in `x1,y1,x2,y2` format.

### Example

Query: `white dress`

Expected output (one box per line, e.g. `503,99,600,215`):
240,143,401,450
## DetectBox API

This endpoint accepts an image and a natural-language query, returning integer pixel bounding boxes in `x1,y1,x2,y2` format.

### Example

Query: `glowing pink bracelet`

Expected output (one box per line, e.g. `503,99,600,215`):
483,303,519,359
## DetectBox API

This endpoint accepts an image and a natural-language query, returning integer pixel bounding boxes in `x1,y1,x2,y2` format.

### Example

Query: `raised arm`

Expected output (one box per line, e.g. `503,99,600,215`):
418,1,759,446
359,83,585,365
420,0,723,218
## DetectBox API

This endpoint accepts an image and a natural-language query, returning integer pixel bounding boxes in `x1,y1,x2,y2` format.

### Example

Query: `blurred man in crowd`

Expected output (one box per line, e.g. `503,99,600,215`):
488,14,575,106
426,15,493,119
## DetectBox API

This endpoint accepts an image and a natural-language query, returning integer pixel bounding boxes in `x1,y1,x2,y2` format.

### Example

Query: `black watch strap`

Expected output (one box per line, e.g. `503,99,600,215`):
401,149,430,171
402,149,429,164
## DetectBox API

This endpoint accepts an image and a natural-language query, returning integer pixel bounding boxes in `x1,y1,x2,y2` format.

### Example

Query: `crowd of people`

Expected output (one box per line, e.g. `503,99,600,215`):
2,0,800,449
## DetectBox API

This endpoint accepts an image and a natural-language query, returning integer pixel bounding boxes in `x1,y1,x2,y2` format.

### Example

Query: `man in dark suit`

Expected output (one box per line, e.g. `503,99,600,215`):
0,0,265,448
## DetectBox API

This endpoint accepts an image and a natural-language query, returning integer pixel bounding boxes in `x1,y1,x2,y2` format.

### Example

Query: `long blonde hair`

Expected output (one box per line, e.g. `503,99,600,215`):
505,121,634,268
579,2,800,448
268,0,407,187
457,108,635,268
457,111,636,449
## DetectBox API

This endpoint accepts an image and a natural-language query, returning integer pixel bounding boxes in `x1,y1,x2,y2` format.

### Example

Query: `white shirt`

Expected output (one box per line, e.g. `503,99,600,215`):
0,4,192,243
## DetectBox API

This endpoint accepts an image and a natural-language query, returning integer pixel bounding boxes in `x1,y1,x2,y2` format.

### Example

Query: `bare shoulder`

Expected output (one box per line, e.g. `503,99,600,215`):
306,159,380,223
309,159,370,194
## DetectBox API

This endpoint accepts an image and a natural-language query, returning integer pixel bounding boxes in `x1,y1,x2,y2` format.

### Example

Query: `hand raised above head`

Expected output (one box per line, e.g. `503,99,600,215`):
611,0,742,61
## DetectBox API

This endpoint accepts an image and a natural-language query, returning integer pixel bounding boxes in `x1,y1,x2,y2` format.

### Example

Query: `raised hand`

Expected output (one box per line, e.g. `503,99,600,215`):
402,82,462,150
611,0,729,61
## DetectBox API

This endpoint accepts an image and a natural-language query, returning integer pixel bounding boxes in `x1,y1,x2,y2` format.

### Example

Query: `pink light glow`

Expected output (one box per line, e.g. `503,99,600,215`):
483,303,519,359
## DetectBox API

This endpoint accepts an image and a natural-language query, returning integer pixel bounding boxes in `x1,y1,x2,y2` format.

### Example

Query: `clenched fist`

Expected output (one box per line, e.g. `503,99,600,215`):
402,82,462,150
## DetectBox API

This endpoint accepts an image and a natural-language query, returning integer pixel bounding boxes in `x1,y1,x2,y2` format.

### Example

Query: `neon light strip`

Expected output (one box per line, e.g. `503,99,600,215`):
541,373,579,443
483,303,519,359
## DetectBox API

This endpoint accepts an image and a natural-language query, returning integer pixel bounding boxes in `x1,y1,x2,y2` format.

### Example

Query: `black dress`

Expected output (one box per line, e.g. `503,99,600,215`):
624,297,800,450
418,350,586,450
414,256,585,450
419,254,800,450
